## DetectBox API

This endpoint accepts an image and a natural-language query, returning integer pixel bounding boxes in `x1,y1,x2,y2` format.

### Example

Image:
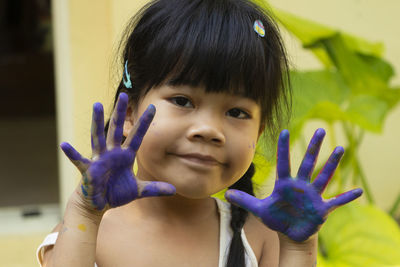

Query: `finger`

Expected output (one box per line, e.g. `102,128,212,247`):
91,103,106,158
276,129,291,179
60,142,91,173
106,93,129,149
225,189,263,217
137,180,176,198
325,188,363,211
123,104,156,152
297,128,325,181
312,146,344,193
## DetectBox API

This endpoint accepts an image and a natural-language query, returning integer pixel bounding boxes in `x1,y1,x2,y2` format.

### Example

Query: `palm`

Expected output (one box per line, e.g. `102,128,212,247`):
226,129,363,242
87,148,137,209
60,93,175,211
261,179,326,241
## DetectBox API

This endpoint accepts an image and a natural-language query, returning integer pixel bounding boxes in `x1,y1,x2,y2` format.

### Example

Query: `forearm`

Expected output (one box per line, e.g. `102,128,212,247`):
47,191,103,267
278,233,318,267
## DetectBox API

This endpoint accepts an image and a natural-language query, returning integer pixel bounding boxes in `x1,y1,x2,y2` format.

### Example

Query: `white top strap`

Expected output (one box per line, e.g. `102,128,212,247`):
214,197,258,267
36,232,58,265
36,232,98,267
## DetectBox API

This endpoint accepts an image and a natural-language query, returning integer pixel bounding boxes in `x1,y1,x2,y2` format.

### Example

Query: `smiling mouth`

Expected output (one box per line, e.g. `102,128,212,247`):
175,153,221,167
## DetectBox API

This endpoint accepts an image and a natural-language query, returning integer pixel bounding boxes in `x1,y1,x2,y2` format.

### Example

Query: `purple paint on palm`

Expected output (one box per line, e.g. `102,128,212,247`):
225,128,363,242
60,94,175,211
89,148,137,209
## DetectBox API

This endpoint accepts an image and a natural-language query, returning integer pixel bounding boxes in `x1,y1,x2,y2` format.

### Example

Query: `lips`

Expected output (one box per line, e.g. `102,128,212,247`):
175,153,222,166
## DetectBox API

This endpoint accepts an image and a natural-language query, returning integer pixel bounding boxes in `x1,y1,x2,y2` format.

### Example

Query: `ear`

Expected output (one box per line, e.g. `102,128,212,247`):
123,106,136,137
257,124,265,140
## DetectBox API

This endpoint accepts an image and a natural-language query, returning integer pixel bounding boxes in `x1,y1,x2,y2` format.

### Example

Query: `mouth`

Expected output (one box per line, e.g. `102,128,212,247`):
174,153,222,167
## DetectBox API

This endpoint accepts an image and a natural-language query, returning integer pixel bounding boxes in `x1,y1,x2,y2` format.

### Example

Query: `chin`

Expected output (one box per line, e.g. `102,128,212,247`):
172,182,221,199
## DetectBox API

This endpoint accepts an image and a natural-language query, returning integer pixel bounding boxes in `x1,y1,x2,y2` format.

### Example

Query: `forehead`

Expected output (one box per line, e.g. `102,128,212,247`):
164,78,261,102
165,84,257,100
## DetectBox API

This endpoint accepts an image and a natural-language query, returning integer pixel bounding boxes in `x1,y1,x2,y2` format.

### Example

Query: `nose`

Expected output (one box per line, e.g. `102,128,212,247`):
186,115,226,146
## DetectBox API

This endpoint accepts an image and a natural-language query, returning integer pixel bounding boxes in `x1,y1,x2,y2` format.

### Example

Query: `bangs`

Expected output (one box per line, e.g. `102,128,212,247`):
161,1,266,101
126,0,284,103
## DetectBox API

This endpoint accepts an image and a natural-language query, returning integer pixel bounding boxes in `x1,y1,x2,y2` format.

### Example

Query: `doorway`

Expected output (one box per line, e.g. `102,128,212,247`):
0,0,59,208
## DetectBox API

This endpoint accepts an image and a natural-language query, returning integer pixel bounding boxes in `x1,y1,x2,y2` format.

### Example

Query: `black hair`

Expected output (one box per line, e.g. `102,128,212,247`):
227,163,255,266
106,0,291,266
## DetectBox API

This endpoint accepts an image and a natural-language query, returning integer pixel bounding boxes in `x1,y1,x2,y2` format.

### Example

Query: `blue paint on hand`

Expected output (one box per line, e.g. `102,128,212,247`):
60,94,175,212
129,104,156,152
225,128,363,242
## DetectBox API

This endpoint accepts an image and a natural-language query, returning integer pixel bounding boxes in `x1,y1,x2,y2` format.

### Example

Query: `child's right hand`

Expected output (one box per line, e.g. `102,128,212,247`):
60,93,176,213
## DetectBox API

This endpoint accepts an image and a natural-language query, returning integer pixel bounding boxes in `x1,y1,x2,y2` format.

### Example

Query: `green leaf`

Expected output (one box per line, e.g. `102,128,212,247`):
345,95,390,133
381,87,400,109
318,203,400,267
271,8,337,47
288,70,350,140
252,151,274,197
358,54,395,83
291,70,349,108
340,33,384,58
212,188,227,201
271,7,384,57
307,102,347,123
321,34,389,96
288,62,398,134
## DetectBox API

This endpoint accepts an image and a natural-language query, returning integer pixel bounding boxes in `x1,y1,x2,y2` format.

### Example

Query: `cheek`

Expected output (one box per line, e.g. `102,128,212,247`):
235,124,258,154
136,122,163,157
135,115,179,161
225,131,258,178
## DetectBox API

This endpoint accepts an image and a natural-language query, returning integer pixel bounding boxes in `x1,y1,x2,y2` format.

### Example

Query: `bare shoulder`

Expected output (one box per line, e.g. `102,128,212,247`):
96,204,150,266
244,213,279,266
97,205,133,243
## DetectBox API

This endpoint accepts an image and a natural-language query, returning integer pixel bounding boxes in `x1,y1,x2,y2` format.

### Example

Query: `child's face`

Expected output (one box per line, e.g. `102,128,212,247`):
124,84,262,199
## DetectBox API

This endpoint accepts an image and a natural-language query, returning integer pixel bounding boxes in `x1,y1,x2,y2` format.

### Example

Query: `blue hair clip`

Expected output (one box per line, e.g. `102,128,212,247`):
123,60,132,88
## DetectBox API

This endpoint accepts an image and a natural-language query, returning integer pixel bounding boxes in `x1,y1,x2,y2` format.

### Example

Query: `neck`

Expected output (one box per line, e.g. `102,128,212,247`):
132,194,218,225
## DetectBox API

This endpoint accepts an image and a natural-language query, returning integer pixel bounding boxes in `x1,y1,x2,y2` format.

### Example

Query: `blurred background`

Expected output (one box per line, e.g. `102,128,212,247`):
0,0,399,266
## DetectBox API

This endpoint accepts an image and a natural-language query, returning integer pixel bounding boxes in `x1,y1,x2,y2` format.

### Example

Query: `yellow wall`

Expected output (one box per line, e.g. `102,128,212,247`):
56,0,400,212
54,0,148,210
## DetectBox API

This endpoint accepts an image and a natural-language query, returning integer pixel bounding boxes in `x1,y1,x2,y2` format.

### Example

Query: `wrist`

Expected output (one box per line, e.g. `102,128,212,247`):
278,232,318,251
66,187,105,224
277,233,318,267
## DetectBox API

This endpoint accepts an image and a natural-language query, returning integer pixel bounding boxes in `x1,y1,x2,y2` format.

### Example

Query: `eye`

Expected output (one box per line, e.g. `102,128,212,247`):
169,96,194,108
226,108,251,119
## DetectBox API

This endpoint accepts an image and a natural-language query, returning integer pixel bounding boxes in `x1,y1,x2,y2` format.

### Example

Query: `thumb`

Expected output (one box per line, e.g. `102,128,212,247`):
60,142,90,173
225,189,262,217
137,180,176,198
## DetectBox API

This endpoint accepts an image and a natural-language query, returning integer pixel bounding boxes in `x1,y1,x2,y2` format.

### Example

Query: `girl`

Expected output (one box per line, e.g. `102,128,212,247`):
37,0,363,266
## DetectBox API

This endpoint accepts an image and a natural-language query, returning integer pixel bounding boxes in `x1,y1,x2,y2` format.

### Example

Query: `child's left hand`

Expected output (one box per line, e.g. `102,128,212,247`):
225,128,363,242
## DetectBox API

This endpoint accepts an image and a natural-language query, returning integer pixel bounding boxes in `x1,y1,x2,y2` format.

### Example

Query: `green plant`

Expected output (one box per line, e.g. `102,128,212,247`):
271,8,400,204
247,1,400,266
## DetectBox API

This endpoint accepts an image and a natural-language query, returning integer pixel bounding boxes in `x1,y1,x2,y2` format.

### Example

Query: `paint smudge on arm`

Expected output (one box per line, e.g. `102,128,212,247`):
77,224,87,232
